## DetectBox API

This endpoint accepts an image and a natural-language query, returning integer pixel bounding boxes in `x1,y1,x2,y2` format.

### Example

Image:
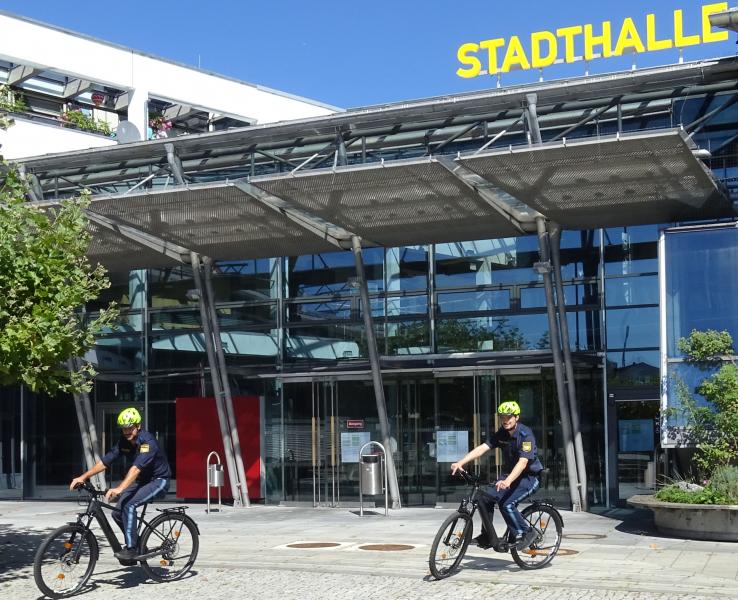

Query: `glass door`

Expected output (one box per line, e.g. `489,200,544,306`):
436,373,476,503
616,400,658,502
0,389,21,499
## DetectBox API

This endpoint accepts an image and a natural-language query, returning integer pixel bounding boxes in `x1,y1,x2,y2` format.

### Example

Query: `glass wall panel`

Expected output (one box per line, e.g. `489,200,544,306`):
521,283,598,309
0,387,21,499
605,275,659,306
605,307,659,350
386,246,428,292
211,258,278,302
604,225,659,275
149,331,207,371
437,290,509,313
149,266,196,308
386,320,431,355
606,351,660,388
437,315,550,352
665,227,738,356
434,238,539,288
285,324,375,360
90,335,144,373
218,304,277,328
386,294,427,317
288,249,384,297
87,270,145,312
151,309,200,331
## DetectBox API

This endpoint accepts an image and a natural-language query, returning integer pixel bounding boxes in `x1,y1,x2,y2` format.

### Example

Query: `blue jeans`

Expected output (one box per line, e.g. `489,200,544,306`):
483,475,539,539
111,478,169,549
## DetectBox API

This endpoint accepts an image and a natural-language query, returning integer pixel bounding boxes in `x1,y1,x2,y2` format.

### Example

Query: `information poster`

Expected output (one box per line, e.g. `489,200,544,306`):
340,431,371,463
436,430,469,463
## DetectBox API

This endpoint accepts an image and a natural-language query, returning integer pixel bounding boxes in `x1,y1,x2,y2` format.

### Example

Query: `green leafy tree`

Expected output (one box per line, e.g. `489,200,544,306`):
669,329,738,478
0,163,117,395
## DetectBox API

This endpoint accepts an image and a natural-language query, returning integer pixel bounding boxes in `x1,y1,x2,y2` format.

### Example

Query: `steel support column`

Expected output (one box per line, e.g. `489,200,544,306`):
548,222,588,510
67,359,105,489
191,252,246,506
351,235,401,509
202,256,251,507
535,217,582,511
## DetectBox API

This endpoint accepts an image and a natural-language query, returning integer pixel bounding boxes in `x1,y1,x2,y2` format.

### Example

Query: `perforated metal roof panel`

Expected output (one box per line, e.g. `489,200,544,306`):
458,129,731,228
86,183,339,264
252,161,524,247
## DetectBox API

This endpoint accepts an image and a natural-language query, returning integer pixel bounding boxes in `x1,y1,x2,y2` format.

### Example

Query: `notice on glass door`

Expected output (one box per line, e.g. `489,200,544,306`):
340,431,371,463
436,430,469,463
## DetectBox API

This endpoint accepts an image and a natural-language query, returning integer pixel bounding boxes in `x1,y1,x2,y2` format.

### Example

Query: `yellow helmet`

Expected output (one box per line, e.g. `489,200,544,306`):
497,401,521,416
117,407,142,427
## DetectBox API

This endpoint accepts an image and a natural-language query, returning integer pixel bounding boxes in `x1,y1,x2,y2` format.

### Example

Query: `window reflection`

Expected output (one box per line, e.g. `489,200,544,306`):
289,249,383,297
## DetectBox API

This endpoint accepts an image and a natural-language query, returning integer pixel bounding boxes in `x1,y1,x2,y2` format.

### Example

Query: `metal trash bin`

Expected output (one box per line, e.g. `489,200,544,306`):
208,463,224,488
360,454,383,495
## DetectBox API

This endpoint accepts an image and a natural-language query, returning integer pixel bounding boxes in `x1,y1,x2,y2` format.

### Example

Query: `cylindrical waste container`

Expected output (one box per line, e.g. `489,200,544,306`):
208,463,225,488
360,453,383,495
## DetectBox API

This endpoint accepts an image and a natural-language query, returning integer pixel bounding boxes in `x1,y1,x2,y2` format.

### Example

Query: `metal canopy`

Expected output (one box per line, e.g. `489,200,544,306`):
61,129,729,271
83,183,341,267
459,130,730,228
252,160,526,246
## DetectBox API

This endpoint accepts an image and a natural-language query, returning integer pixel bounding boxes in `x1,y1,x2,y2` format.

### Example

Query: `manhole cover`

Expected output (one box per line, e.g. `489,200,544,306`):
287,542,341,549
359,544,414,552
562,533,607,540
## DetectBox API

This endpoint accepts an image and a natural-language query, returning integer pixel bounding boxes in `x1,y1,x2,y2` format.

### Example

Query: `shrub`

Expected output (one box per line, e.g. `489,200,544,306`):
709,465,738,503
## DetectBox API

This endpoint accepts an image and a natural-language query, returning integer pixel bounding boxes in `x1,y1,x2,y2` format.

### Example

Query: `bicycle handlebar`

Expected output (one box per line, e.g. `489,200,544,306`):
74,480,106,497
454,469,480,486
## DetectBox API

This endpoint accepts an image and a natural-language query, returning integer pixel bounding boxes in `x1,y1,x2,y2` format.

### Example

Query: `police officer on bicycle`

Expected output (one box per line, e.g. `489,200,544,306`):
69,407,171,561
451,400,543,551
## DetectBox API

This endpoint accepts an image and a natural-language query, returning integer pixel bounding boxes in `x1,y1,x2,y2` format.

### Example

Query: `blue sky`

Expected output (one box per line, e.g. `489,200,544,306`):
2,1,737,108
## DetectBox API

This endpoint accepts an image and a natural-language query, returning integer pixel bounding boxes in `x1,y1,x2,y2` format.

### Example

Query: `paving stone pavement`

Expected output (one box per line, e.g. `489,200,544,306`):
1,500,737,599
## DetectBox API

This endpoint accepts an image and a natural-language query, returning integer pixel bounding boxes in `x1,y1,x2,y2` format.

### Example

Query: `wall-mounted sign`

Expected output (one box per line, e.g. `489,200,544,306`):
457,3,729,78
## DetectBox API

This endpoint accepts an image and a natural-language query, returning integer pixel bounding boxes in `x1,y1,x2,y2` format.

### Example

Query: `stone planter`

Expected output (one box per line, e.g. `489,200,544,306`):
628,494,738,541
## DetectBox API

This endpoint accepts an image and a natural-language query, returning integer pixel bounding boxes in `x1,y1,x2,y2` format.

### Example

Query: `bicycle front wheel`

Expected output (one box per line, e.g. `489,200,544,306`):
139,513,199,582
510,504,563,570
428,511,473,579
33,523,98,599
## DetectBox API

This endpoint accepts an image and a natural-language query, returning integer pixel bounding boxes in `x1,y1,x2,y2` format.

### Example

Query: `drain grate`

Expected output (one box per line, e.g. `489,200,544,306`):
287,542,341,549
358,544,414,552
562,533,607,540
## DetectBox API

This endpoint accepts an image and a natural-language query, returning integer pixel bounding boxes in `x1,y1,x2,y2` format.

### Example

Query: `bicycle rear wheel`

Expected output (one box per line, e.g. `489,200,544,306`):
33,523,98,599
510,504,563,570
428,511,473,579
139,513,199,582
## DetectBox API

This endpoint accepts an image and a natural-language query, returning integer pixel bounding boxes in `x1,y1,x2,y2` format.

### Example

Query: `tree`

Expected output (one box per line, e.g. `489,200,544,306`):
668,329,738,478
0,163,117,395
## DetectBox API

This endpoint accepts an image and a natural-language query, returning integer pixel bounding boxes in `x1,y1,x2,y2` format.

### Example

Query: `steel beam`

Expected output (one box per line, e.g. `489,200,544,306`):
234,181,369,249
190,252,247,507
202,256,251,507
83,210,192,263
351,235,401,509
525,93,543,145
548,222,588,510
164,143,186,185
535,217,583,511
550,100,618,143
435,156,536,233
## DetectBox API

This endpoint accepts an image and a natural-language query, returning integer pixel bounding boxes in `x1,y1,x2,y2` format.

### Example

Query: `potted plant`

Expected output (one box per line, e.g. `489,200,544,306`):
60,107,112,136
149,114,172,139
628,329,738,540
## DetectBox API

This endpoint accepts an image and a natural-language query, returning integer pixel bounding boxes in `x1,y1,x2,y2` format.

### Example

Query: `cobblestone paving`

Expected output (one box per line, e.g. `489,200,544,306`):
0,561,725,600
2,502,738,600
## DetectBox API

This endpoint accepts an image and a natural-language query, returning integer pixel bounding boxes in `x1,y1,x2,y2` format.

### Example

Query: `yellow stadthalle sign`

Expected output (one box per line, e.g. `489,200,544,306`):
457,2,730,78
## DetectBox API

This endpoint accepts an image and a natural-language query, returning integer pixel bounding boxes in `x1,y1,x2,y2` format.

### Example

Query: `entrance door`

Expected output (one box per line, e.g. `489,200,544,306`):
96,403,145,488
616,400,658,502
281,379,340,506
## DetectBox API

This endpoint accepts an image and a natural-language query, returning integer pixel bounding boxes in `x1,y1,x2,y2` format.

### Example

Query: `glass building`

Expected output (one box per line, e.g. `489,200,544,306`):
3,53,738,509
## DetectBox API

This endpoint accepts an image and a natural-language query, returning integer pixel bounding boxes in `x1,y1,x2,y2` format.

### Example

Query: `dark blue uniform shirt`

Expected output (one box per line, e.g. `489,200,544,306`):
101,429,171,483
484,423,544,476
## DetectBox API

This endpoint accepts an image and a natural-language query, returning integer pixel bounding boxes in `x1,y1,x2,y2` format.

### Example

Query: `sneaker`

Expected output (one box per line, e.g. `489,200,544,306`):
473,533,492,549
514,528,539,551
114,547,139,562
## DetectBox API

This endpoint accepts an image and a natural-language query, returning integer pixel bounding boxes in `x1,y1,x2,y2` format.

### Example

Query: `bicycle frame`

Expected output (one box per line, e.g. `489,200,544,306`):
458,484,512,553
71,490,155,556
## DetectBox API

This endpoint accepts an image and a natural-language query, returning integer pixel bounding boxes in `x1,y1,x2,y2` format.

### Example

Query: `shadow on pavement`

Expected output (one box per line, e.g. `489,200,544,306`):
95,567,198,589
0,522,54,583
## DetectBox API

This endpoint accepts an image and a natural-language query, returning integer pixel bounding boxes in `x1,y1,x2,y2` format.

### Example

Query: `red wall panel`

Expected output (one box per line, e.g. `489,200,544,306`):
175,396,261,500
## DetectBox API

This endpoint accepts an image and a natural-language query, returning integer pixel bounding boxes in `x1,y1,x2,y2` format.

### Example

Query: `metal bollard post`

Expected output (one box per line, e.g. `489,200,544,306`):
206,451,224,513
358,441,388,517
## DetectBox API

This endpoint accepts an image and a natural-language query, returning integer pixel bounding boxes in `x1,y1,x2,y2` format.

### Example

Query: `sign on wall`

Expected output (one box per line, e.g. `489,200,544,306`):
457,3,729,78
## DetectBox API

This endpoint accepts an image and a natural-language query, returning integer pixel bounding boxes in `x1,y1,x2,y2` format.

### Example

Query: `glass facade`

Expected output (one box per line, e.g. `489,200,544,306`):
5,72,738,510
